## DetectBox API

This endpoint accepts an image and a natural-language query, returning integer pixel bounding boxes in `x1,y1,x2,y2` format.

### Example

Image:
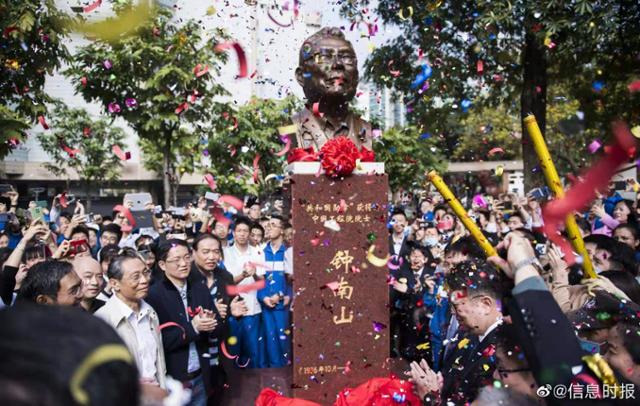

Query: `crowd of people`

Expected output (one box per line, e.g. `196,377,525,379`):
1,179,639,405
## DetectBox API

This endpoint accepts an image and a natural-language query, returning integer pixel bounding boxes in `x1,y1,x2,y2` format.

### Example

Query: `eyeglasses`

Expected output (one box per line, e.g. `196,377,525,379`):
313,49,356,66
497,367,530,379
128,269,152,283
164,254,192,265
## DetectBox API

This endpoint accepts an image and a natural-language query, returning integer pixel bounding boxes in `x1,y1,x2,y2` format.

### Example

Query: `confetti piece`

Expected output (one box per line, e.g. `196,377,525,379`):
82,0,102,13
204,174,216,191
367,245,390,267
108,102,121,114
59,193,68,208
83,127,91,137
125,98,137,108
472,194,488,208
193,63,209,78
227,336,238,346
397,6,413,20
175,102,188,115
214,42,248,78
80,76,87,87
416,342,430,350
592,80,605,92
458,337,470,349
483,364,490,371
387,255,403,270
631,126,640,139
38,115,49,130
112,145,131,160
325,281,340,292
410,64,432,89
312,102,324,117
217,195,244,211
372,321,387,332
495,165,504,176
588,139,602,154
61,142,80,158
103,59,112,69
225,279,266,296
388,60,401,77
267,8,294,27
476,60,484,74
628,80,640,92
488,147,504,156
543,122,636,265
323,219,341,232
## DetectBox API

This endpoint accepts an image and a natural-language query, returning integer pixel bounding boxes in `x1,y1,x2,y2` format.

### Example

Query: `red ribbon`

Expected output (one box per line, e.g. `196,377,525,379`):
83,0,102,13
38,115,49,130
113,204,137,228
542,122,636,264
214,42,248,78
253,154,261,183
287,147,318,163
204,174,217,191
59,193,68,208
187,306,202,318
159,322,186,339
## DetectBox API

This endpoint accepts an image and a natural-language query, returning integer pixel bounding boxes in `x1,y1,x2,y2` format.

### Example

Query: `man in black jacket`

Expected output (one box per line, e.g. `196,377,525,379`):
409,259,505,405
147,239,224,406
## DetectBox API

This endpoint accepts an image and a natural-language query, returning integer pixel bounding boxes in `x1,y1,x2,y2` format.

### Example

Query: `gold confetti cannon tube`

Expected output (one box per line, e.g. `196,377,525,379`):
427,170,497,257
524,114,596,279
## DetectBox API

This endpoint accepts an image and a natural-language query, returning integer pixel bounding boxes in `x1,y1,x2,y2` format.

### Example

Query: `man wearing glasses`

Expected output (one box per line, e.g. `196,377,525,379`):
292,27,373,151
95,248,168,391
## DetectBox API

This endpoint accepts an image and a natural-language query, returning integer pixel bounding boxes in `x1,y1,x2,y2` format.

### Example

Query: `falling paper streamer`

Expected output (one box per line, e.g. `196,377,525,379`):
204,174,216,191
542,122,636,265
193,64,209,78
159,322,186,340
275,137,291,157
367,245,390,267
112,145,131,160
82,0,102,13
488,147,504,156
225,280,266,296
214,42,248,78
38,115,49,130
252,154,261,183
628,80,640,92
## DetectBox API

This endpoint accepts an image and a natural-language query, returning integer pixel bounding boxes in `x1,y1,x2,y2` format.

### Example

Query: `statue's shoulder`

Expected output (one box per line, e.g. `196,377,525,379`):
292,107,311,126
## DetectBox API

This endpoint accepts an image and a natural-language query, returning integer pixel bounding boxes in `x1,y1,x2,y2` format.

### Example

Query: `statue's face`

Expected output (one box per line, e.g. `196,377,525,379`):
297,36,358,104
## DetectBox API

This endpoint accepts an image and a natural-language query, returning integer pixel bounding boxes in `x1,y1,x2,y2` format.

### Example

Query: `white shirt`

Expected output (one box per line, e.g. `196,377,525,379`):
223,244,265,316
479,317,503,343
392,235,404,256
111,295,158,380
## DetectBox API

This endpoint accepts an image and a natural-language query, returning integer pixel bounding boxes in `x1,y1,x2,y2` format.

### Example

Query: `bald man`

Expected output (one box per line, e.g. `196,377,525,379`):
72,256,106,313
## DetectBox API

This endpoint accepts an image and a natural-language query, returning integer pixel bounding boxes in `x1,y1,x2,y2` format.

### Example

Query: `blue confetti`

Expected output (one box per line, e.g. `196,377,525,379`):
420,133,432,140
461,99,472,112
410,64,432,90
592,80,605,92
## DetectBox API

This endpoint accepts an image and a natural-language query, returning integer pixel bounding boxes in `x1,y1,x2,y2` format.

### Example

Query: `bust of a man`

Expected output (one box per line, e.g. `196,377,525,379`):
292,27,372,151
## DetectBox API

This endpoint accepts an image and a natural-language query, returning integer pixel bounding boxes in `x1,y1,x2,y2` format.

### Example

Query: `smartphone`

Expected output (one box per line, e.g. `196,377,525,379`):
502,201,513,210
123,193,153,211
131,209,154,229
613,181,626,191
529,187,550,200
535,243,547,256
84,213,94,223
69,239,89,257
205,192,220,201
30,207,45,222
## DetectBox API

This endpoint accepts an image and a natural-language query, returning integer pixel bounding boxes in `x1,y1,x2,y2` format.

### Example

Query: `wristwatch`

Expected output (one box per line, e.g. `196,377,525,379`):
513,257,543,274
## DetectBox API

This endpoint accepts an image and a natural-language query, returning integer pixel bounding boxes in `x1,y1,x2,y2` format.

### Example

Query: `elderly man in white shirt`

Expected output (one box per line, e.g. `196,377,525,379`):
223,216,266,368
95,248,167,389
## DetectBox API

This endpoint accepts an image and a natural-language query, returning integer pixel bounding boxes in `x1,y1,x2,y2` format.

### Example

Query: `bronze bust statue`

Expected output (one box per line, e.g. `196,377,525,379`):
292,27,373,151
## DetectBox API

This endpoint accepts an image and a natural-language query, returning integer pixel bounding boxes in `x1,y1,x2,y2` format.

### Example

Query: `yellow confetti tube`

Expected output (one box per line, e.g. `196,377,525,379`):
427,171,497,257
524,114,596,278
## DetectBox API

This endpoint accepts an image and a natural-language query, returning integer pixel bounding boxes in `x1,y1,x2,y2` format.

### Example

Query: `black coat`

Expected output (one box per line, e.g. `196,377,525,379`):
438,327,500,404
190,262,235,307
389,234,410,260
146,272,223,392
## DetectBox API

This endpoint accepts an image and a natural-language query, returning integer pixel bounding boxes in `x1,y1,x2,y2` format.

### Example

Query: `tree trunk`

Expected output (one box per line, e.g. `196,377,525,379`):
520,22,548,191
162,134,172,208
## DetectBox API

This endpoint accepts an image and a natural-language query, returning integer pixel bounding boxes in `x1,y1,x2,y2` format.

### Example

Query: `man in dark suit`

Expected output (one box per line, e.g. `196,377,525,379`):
146,239,224,406
409,259,505,405
388,208,410,260
390,243,436,361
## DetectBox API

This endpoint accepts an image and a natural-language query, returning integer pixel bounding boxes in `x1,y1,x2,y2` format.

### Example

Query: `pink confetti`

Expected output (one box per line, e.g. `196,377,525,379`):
628,80,640,92
588,139,602,154
226,280,266,295
217,195,244,211
83,0,102,13
204,174,216,191
112,145,131,160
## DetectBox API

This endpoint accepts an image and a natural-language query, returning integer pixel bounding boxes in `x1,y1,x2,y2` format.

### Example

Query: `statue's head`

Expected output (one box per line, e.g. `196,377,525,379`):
296,27,358,105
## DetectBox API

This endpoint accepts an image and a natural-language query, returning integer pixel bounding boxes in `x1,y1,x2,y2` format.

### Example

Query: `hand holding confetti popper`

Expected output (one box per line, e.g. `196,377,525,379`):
427,170,497,257
524,114,596,278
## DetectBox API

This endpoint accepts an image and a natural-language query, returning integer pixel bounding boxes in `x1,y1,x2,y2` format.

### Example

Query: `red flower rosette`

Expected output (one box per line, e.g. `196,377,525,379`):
319,136,359,177
359,146,375,162
287,147,318,164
